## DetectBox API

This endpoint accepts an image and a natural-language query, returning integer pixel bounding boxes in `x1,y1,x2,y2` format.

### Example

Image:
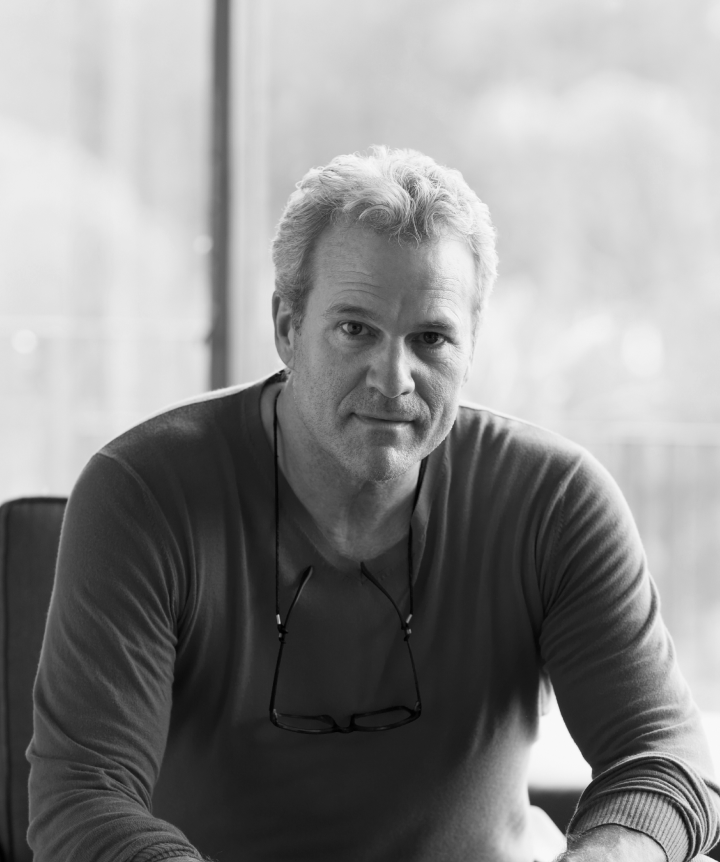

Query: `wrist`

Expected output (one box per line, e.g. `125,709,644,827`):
559,824,666,862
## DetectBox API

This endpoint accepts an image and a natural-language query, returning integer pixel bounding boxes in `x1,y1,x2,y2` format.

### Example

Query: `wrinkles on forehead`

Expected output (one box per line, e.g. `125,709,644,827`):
322,284,468,330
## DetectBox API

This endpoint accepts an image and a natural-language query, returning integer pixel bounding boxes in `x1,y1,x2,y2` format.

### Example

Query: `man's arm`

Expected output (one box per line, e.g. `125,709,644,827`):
556,825,666,861
28,453,203,861
536,450,720,861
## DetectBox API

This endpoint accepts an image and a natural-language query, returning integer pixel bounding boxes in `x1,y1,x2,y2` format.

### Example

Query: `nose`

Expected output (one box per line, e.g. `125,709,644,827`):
365,339,416,399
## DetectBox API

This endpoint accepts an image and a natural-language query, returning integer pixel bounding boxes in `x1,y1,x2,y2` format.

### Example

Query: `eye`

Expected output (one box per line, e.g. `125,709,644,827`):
339,322,368,337
418,331,447,347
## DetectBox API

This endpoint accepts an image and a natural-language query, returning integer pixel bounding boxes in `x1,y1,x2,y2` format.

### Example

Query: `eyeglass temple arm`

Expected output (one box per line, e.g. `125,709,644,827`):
276,565,314,636
359,563,412,632
270,565,314,716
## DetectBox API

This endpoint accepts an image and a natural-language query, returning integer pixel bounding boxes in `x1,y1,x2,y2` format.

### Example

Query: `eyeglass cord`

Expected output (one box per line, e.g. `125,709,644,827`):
272,389,426,643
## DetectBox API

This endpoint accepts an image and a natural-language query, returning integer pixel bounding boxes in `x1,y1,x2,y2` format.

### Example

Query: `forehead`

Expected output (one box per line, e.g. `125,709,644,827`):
309,223,478,321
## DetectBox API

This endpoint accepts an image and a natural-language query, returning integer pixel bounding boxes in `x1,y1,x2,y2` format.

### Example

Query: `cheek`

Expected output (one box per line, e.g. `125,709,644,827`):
315,346,368,392
300,356,358,412
429,351,470,390
422,371,463,419
418,355,470,423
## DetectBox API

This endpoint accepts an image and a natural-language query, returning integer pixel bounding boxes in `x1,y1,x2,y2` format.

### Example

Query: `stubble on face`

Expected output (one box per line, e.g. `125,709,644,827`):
288,338,435,485
280,224,478,489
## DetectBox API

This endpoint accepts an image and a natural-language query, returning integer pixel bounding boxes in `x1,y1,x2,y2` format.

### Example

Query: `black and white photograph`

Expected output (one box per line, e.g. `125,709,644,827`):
1,2,719,860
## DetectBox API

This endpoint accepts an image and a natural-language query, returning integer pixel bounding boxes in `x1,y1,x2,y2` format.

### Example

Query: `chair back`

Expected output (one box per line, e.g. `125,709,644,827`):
0,497,66,862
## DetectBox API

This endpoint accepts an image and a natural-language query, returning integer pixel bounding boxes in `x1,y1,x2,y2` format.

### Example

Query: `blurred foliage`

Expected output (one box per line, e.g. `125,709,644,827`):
268,0,720,426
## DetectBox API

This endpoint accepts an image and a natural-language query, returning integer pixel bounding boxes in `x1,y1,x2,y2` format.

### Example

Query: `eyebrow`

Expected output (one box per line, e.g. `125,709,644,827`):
323,303,458,332
322,303,379,321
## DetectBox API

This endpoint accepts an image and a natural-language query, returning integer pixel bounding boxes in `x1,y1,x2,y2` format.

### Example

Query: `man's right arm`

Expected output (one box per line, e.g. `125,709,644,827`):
28,453,202,861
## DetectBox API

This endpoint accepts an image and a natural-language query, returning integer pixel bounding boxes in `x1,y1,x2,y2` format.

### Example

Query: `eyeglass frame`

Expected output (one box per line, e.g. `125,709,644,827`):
269,561,422,733
268,386,425,734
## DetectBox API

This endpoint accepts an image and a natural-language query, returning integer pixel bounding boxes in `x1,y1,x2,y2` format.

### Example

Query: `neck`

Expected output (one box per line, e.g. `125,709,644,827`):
262,378,421,561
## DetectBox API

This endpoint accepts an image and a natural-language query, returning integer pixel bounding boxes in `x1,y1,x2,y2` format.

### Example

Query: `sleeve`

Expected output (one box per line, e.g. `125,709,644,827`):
536,451,720,862
27,452,205,862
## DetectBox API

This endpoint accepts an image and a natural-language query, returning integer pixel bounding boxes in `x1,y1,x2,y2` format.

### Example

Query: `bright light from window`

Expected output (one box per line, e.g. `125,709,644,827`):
707,0,720,40
621,322,664,378
193,234,213,255
11,329,38,355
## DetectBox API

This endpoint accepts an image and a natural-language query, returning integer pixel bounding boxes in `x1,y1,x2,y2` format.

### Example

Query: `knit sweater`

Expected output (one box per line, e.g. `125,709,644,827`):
28,375,720,862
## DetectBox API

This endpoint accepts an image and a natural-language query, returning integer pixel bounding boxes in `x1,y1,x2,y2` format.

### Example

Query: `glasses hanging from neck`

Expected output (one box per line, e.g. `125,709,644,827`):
269,388,425,733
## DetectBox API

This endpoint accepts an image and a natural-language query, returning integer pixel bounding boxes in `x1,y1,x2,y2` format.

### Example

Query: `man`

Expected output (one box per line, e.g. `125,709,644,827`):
29,147,719,861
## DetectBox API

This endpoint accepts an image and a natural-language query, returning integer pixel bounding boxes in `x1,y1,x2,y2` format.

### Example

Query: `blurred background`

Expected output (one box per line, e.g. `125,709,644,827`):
1,0,718,725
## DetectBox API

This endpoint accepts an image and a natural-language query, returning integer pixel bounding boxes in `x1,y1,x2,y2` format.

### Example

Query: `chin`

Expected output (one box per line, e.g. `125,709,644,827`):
343,446,420,484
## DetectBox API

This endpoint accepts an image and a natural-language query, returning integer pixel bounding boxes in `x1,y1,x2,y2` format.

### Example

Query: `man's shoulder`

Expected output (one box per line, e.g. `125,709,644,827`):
452,400,587,465
97,376,268,475
447,401,610,504
63,378,274,547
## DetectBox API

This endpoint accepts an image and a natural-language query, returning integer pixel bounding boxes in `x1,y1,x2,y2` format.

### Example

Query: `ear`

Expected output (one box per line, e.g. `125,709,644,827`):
272,291,296,369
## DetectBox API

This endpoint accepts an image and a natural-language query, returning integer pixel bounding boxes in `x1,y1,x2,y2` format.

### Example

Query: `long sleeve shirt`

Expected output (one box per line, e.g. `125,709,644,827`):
28,375,720,861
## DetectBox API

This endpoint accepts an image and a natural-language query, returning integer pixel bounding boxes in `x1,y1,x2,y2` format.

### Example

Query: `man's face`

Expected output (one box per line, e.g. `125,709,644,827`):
276,222,478,483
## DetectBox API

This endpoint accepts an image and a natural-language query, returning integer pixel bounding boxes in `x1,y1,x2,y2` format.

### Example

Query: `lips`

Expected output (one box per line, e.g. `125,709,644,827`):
355,413,414,424
346,398,421,424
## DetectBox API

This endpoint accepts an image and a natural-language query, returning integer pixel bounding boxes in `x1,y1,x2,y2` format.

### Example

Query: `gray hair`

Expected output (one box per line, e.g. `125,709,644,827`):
271,146,498,327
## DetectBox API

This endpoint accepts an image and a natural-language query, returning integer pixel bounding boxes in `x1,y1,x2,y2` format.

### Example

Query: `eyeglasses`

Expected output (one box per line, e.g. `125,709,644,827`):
269,389,424,734
269,561,422,733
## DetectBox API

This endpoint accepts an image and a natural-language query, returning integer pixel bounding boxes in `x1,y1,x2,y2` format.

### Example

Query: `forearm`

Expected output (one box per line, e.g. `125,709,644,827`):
557,825,666,862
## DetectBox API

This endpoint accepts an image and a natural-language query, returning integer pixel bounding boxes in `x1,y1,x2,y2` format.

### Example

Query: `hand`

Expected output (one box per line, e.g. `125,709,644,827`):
554,824,666,862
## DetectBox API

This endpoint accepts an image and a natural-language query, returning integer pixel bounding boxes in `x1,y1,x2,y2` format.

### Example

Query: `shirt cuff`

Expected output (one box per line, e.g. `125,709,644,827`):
569,790,689,862
132,846,204,862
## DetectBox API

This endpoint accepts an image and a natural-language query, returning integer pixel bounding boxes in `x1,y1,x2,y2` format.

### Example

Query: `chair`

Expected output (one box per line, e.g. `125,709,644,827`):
0,497,66,862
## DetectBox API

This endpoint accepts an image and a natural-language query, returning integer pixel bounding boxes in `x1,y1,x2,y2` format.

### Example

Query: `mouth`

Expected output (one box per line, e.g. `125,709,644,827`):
354,414,414,428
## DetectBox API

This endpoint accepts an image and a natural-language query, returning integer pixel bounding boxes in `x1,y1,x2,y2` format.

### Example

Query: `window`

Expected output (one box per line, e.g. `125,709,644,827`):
0,0,211,495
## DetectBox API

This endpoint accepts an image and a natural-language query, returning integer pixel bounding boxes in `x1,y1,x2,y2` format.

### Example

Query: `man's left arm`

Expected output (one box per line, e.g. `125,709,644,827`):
536,450,720,862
